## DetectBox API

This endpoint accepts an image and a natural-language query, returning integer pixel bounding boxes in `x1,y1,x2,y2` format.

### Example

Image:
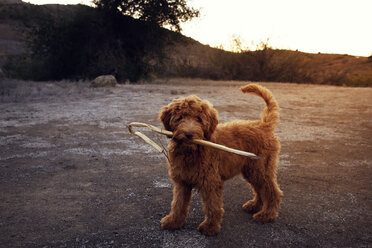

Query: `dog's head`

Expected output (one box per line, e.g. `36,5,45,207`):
159,95,218,144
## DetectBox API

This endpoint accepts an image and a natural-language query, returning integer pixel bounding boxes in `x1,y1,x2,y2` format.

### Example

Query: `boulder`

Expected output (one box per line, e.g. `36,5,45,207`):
0,68,5,79
90,75,117,87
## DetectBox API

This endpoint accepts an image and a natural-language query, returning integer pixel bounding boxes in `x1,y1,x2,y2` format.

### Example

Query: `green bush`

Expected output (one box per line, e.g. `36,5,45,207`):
7,6,170,82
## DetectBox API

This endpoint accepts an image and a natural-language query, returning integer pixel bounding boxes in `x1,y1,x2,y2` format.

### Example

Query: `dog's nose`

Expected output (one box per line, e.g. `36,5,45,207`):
185,132,194,140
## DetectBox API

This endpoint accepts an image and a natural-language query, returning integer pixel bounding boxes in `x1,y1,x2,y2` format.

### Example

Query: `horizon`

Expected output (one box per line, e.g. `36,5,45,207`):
22,0,372,57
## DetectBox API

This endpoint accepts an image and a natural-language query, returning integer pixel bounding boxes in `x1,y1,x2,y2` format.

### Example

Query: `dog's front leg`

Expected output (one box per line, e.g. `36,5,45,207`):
161,182,192,230
198,183,224,236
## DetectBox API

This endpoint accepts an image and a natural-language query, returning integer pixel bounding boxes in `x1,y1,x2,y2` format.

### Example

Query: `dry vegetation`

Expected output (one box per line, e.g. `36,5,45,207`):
165,39,372,87
1,2,371,86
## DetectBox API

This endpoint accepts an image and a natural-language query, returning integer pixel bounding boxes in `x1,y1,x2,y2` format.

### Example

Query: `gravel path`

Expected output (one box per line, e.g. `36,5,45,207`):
0,79,371,247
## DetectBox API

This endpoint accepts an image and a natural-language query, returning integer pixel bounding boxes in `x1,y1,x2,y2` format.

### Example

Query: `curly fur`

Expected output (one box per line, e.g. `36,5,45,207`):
158,84,283,236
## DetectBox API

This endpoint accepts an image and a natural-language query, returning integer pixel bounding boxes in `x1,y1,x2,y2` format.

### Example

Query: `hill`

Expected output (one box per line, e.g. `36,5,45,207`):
0,2,89,54
167,39,372,86
0,1,371,86
0,1,88,70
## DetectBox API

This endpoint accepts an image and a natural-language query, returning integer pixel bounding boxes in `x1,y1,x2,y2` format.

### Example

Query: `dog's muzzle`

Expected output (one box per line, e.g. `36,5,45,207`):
173,132,194,143
172,120,204,145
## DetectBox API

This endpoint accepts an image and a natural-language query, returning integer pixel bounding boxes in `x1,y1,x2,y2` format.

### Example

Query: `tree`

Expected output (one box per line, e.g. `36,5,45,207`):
93,0,199,32
5,6,170,81
4,1,199,81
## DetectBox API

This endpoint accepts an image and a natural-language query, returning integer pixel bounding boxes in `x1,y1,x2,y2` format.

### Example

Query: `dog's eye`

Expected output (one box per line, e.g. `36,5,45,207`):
197,116,203,123
177,115,183,121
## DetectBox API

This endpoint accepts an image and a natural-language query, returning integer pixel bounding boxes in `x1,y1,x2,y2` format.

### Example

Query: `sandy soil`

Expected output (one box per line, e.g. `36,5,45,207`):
0,79,371,247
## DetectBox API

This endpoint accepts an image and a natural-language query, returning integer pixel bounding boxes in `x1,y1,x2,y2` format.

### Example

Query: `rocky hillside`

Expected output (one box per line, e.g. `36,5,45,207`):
1,1,371,86
0,1,87,57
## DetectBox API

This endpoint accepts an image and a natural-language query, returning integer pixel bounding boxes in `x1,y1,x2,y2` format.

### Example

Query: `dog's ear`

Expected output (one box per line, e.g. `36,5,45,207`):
158,105,172,132
202,102,218,140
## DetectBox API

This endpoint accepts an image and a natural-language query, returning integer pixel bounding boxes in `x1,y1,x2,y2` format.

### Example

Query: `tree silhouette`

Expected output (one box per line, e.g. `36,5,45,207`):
93,0,199,32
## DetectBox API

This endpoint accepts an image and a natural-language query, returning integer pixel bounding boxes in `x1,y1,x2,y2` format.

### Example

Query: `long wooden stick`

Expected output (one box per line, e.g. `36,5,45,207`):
127,122,262,159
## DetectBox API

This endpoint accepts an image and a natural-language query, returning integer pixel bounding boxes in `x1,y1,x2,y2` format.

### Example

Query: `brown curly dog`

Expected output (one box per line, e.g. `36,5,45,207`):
158,84,283,236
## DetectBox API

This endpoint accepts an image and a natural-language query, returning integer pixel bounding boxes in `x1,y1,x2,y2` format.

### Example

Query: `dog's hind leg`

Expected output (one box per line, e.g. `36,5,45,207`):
252,157,283,222
241,165,263,213
242,185,263,214
241,159,282,222
252,177,282,222
161,182,192,230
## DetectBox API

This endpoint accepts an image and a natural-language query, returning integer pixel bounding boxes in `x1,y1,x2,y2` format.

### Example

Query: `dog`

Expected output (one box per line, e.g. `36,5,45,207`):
158,84,283,236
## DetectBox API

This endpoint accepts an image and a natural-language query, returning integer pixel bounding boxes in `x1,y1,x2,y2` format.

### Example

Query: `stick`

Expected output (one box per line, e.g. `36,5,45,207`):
127,122,262,159
127,122,166,153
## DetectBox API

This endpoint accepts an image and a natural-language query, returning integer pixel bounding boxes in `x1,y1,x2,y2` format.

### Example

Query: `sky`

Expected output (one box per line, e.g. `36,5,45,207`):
24,0,372,57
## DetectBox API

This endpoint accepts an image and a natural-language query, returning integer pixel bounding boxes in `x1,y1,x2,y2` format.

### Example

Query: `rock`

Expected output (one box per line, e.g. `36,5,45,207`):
90,75,117,87
0,68,5,78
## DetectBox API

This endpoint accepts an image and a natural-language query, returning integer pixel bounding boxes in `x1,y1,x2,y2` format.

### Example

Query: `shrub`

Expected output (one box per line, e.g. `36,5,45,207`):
368,55,372,63
7,6,171,82
346,75,372,87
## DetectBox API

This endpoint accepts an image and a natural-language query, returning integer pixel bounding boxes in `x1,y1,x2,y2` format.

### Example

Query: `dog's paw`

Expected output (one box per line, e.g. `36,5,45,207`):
197,220,221,236
160,215,183,230
242,200,261,213
253,211,278,223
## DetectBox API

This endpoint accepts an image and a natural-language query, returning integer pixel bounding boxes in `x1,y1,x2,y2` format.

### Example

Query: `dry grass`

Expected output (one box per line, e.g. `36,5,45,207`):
166,41,372,87
0,78,108,103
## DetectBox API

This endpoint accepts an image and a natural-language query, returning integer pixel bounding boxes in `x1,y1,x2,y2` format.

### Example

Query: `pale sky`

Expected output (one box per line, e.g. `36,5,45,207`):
24,0,372,57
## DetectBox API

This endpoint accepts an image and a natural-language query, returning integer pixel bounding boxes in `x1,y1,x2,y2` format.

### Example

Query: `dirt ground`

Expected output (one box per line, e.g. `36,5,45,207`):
0,79,371,247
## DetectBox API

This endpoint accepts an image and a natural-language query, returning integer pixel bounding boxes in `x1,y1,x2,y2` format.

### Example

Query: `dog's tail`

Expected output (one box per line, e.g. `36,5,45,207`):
240,84,279,130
